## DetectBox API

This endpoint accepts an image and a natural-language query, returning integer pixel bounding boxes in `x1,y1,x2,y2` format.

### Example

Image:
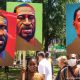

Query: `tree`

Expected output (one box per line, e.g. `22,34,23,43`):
6,0,17,1
32,0,43,3
31,0,78,51
43,0,78,50
0,2,6,10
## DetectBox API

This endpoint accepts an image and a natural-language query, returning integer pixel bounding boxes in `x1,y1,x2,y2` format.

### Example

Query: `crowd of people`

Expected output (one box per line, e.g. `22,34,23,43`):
0,2,80,80
56,54,80,80
20,51,53,80
20,52,80,80
15,3,80,80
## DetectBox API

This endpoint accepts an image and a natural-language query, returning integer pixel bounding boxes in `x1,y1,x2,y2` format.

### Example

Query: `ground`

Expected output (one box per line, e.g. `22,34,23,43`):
0,65,59,80
0,67,20,80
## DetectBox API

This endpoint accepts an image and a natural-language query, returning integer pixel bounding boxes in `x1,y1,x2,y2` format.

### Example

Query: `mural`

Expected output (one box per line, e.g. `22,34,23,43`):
66,3,80,55
0,10,16,66
7,2,43,51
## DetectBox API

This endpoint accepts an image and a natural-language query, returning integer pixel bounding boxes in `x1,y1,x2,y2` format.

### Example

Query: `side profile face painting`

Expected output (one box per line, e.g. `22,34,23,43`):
0,15,8,53
73,9,80,38
15,4,35,41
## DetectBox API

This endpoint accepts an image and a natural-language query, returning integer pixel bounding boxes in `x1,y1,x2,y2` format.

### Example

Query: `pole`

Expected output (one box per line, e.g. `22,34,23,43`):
18,51,22,67
22,51,26,80
6,72,8,80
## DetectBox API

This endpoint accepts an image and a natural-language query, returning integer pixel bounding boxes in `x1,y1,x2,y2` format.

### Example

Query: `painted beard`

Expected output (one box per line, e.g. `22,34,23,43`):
77,32,80,38
17,25,35,41
0,35,7,53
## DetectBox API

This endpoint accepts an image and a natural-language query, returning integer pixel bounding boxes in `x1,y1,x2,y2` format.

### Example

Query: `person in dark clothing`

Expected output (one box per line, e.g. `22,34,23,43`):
56,56,67,80
61,54,80,80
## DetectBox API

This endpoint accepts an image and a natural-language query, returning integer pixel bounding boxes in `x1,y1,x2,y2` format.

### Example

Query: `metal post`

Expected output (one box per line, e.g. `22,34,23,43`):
22,51,26,80
6,72,8,80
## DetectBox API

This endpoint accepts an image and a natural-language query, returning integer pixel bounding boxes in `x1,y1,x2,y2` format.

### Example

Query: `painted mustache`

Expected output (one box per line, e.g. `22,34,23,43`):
21,26,33,34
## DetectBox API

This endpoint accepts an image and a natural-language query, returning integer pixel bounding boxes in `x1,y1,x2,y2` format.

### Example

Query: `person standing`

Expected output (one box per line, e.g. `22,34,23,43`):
56,56,67,80
21,58,44,80
61,54,80,80
37,51,52,80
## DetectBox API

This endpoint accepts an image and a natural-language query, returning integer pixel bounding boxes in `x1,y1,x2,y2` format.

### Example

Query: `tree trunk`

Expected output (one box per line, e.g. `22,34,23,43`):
44,35,48,51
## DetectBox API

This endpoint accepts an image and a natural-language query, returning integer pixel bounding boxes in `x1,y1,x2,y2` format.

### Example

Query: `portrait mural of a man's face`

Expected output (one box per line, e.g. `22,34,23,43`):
0,10,16,66
66,3,80,56
0,15,8,53
73,8,80,38
7,2,42,51
14,4,35,41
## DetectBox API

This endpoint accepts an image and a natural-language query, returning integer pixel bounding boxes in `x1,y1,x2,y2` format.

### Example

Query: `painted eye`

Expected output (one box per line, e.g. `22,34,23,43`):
2,25,7,30
0,25,7,30
28,15,35,20
17,15,25,20
78,18,80,22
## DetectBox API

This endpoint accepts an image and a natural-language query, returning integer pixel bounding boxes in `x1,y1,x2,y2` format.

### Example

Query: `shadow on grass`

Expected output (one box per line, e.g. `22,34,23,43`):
0,67,20,80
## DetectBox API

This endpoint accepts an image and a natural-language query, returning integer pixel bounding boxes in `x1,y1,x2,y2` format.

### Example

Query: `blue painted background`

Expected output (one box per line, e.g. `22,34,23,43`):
66,3,80,46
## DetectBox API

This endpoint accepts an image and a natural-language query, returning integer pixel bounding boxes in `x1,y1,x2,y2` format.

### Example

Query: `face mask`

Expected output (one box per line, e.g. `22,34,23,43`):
68,59,77,67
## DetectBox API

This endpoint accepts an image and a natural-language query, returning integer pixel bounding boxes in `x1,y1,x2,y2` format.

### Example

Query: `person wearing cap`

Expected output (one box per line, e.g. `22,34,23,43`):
37,51,52,80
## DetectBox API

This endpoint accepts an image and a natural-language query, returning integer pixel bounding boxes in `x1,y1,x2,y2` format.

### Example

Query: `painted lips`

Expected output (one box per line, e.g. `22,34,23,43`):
0,37,5,46
22,29,32,37
0,41,4,46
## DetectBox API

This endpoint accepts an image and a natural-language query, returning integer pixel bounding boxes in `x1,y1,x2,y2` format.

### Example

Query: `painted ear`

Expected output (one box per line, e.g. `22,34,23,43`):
73,21,77,28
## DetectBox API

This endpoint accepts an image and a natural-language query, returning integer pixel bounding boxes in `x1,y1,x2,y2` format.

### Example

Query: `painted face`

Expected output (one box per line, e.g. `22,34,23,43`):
28,59,37,73
16,6,35,41
0,16,8,53
73,10,80,38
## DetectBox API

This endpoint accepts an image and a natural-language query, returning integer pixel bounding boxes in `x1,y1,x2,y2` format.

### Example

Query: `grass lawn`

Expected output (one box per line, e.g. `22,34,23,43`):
0,65,59,80
0,67,20,80
53,65,59,76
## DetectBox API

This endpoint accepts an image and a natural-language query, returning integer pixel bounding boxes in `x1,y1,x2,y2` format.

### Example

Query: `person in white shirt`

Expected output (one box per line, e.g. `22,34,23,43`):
37,51,52,80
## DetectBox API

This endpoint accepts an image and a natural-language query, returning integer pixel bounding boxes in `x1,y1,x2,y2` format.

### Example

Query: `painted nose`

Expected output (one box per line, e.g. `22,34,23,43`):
0,30,6,36
23,18,31,25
